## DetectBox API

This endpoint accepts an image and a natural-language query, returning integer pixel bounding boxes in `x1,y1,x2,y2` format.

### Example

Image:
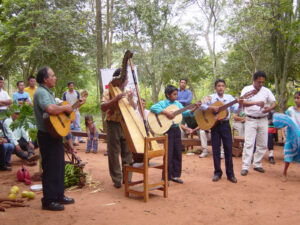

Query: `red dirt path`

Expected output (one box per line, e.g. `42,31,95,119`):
1,142,300,225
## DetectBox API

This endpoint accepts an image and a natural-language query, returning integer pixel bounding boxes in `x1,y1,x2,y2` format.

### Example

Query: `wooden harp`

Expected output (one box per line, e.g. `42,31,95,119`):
109,51,160,162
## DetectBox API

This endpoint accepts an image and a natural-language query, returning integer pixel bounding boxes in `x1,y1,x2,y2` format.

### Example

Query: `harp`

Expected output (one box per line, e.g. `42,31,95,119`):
109,51,160,162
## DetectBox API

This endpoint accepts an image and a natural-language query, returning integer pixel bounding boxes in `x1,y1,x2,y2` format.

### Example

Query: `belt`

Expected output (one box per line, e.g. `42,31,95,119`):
246,115,267,119
218,120,229,124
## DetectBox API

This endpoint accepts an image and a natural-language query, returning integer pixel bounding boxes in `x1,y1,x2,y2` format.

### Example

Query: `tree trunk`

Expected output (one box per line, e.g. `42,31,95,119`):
96,0,105,131
106,0,112,68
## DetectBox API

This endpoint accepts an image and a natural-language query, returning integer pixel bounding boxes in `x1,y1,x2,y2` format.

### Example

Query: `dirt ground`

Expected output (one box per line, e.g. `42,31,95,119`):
1,140,300,225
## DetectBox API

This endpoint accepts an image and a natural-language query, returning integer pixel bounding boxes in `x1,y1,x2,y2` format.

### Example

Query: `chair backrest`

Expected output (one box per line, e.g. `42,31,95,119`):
144,135,168,160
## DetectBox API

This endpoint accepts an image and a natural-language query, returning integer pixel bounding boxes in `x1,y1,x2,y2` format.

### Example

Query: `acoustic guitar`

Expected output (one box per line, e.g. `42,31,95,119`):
195,90,257,130
43,90,88,138
148,97,211,135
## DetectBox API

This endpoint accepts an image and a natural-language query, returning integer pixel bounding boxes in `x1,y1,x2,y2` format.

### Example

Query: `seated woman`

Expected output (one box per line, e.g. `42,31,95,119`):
272,113,300,181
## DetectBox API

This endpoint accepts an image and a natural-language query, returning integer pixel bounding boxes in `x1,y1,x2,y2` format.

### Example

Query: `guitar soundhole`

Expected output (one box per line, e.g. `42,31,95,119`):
155,114,162,127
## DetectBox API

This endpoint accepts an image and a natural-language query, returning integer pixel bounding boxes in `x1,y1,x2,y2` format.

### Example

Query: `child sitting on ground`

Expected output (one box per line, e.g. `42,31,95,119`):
85,115,98,154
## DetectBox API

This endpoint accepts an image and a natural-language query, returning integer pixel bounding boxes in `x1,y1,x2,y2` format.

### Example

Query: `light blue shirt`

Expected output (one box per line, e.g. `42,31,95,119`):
13,91,32,104
150,99,193,127
200,93,240,121
177,89,193,106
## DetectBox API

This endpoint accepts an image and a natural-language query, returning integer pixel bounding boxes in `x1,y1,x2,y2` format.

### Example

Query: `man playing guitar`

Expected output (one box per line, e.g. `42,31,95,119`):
34,66,85,211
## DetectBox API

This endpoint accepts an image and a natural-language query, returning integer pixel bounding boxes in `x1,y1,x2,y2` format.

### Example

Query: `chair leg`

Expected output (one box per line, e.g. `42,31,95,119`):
163,156,168,198
144,162,149,202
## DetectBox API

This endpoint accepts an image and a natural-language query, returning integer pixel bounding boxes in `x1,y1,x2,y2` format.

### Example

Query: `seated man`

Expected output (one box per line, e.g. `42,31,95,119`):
181,115,224,158
0,122,14,171
3,111,38,162
0,138,14,171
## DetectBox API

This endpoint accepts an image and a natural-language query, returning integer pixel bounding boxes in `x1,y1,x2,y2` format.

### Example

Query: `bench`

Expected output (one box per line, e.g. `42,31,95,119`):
71,131,107,139
71,131,202,148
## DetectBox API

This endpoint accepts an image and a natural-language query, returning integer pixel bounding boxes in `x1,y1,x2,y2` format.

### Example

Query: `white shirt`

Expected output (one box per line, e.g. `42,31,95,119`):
0,88,11,110
63,90,79,112
3,117,30,146
241,85,276,117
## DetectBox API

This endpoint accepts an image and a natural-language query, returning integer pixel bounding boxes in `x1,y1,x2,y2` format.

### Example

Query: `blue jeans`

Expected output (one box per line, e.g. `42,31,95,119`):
87,132,99,152
2,143,14,164
70,112,82,143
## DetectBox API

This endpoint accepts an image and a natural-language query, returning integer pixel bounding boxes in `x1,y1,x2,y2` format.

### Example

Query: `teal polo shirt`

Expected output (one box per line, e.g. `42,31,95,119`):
33,84,56,132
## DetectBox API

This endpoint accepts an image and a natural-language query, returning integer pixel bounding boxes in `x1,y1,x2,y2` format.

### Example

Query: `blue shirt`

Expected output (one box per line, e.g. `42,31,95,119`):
13,91,32,104
150,99,193,127
200,93,240,121
177,89,193,106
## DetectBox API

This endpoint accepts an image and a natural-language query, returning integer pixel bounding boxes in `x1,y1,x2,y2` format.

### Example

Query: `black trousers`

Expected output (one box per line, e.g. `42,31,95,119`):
166,127,182,180
268,133,276,150
38,130,65,206
211,121,234,178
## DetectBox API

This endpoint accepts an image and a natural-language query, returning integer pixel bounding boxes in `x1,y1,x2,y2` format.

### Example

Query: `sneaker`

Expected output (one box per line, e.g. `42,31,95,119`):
79,140,86,143
6,163,12,167
73,143,79,146
199,151,209,158
104,151,108,156
93,151,97,154
85,150,90,153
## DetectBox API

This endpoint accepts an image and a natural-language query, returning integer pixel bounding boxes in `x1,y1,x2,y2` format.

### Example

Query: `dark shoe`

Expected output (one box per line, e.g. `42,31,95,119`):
114,181,121,188
73,143,79,146
42,202,64,211
241,170,248,176
104,151,108,156
5,163,12,167
0,166,12,171
85,150,90,153
27,154,39,162
254,167,265,173
212,175,221,182
93,151,97,154
269,157,275,164
171,177,184,184
79,140,86,143
227,176,237,183
57,196,75,204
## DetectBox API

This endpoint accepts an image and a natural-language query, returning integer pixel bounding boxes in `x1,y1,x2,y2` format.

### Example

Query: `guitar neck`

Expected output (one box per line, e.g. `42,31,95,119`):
174,103,195,116
219,99,238,112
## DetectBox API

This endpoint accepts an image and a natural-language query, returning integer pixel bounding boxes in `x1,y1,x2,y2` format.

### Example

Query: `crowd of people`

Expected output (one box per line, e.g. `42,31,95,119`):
0,67,299,211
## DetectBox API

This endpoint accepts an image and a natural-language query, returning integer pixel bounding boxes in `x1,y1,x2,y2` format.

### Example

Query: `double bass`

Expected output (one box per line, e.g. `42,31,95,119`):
108,50,160,162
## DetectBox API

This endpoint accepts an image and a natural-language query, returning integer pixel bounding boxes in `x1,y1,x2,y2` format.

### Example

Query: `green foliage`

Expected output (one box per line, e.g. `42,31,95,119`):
0,0,92,96
0,102,37,140
13,103,35,129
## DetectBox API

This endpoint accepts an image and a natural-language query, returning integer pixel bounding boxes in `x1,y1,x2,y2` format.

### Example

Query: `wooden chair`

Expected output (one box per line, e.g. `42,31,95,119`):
124,135,168,202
